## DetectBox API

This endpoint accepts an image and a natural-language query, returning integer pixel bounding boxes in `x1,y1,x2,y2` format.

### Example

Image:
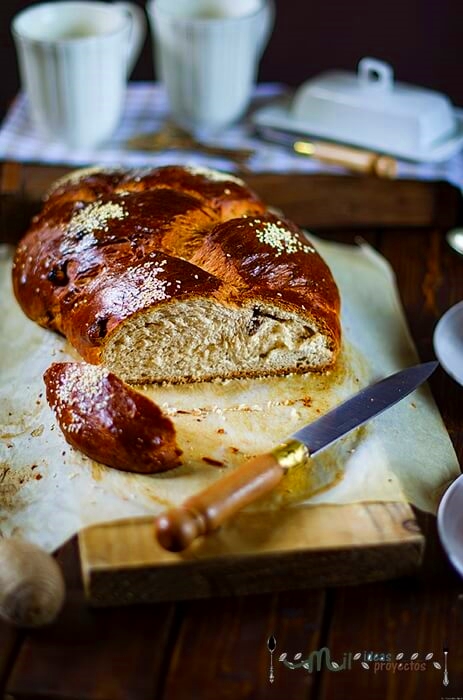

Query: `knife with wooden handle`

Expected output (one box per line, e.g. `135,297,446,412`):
155,362,437,552
255,126,398,178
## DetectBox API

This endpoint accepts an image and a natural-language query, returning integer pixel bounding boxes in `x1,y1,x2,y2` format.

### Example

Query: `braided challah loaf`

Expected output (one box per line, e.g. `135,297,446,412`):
13,165,340,384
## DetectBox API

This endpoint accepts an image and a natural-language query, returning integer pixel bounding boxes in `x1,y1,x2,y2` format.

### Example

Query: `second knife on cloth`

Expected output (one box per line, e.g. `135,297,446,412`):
255,125,398,178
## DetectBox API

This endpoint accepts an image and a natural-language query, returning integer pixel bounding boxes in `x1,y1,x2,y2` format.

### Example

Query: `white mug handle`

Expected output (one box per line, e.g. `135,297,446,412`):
256,0,275,57
115,2,147,77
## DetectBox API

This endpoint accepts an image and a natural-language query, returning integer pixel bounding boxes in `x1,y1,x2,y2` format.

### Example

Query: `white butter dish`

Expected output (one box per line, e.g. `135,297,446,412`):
253,58,463,162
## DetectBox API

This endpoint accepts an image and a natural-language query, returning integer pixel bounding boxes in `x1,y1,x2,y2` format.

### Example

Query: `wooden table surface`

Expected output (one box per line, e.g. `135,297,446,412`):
1,163,463,700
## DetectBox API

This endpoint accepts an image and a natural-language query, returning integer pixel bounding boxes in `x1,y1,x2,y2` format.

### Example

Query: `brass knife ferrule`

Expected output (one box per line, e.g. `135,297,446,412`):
271,439,310,471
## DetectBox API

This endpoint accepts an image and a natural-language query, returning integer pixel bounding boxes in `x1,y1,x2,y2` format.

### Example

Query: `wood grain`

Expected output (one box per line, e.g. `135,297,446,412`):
79,504,424,606
3,164,460,234
0,623,22,698
161,590,327,700
245,174,461,229
6,540,176,700
379,228,463,461
318,577,463,700
0,162,23,195
314,224,463,700
2,166,462,700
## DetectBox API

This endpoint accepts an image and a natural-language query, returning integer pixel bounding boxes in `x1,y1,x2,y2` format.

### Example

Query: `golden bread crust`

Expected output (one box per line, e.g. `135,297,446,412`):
13,165,341,381
44,362,182,473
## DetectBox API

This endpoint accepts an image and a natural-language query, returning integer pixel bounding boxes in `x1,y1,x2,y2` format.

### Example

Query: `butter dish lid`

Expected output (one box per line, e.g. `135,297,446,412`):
253,58,463,162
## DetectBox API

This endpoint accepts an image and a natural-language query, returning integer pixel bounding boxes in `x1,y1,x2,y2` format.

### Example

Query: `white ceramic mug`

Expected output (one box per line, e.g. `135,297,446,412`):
12,1,146,149
146,0,274,135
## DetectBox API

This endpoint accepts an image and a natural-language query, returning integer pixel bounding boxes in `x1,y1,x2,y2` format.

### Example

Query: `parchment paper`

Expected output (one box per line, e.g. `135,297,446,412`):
0,238,459,552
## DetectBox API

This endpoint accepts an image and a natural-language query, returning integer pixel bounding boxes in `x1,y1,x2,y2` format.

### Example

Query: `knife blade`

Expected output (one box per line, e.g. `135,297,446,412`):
155,361,437,551
254,125,397,178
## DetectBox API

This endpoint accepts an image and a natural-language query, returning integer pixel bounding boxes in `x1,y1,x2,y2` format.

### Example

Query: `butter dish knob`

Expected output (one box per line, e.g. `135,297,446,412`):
358,57,394,92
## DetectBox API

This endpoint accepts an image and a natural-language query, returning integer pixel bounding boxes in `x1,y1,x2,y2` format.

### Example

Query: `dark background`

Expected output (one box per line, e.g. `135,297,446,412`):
1,0,463,119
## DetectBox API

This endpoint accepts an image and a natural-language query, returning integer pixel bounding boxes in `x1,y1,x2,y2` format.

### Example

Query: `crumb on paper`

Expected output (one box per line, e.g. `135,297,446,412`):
202,457,224,468
0,464,35,512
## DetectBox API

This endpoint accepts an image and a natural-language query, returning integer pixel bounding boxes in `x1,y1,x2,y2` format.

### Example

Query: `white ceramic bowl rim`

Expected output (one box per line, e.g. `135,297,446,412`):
433,300,463,387
438,474,463,578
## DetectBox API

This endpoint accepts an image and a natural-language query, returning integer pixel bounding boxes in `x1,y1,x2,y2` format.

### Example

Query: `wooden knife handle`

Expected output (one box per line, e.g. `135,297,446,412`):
295,140,397,178
155,440,309,552
318,142,397,178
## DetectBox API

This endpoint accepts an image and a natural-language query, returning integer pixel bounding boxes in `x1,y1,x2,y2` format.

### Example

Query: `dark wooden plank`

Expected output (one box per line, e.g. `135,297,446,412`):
20,164,69,203
55,537,85,593
379,228,463,460
0,622,22,699
0,162,23,195
0,160,32,687
380,228,444,336
5,539,177,700
0,162,31,246
10,166,463,232
2,165,461,700
318,571,463,700
318,222,463,699
6,593,176,700
246,175,461,229
318,514,463,698
161,590,326,700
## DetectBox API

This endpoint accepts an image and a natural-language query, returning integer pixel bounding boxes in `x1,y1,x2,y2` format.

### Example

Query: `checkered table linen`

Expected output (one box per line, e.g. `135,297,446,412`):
0,82,462,188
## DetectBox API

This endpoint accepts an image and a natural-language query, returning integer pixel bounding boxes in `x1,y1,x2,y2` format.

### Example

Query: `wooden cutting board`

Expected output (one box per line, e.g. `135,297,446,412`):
78,502,424,606
5,163,455,608
74,347,425,607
